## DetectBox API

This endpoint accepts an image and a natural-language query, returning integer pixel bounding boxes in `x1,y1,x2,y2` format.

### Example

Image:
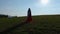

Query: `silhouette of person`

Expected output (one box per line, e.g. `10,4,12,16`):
26,8,32,22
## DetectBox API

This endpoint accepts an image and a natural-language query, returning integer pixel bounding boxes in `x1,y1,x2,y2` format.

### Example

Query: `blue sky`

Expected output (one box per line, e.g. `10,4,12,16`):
0,0,60,16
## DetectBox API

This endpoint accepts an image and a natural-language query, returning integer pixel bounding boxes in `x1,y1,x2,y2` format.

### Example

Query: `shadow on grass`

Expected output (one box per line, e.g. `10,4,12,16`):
0,22,60,34
0,22,29,34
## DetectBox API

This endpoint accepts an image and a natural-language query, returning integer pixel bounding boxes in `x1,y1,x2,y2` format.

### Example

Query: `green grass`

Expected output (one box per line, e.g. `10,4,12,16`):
0,17,26,32
0,15,60,34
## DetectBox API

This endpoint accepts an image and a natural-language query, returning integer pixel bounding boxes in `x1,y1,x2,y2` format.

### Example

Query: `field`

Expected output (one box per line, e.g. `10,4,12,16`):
0,15,60,34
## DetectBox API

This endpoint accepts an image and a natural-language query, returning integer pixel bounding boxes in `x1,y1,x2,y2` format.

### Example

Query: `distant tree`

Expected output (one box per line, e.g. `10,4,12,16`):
0,14,8,18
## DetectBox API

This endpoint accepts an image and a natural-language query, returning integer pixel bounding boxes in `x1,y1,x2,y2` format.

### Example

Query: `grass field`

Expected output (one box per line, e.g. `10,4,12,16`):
0,15,60,34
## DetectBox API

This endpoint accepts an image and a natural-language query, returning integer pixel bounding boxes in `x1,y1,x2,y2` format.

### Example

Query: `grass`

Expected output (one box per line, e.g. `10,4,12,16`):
0,17,26,32
0,15,60,34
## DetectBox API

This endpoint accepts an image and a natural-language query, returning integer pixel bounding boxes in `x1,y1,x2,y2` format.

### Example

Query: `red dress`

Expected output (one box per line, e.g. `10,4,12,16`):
27,16,32,22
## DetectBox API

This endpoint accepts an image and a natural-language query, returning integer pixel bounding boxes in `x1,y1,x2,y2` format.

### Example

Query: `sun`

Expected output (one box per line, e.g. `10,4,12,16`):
40,0,49,5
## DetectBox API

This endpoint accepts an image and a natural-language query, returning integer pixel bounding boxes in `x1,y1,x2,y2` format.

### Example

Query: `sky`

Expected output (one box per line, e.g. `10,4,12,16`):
0,0,60,16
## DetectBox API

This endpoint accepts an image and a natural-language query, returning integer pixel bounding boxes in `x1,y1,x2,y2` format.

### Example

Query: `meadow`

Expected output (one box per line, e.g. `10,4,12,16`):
0,15,60,34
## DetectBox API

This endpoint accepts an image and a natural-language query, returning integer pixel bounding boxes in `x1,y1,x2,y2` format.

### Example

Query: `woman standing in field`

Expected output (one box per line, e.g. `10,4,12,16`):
26,8,32,22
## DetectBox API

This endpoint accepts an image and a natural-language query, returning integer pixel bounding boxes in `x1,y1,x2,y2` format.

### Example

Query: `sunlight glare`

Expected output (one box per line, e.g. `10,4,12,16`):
40,0,49,5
